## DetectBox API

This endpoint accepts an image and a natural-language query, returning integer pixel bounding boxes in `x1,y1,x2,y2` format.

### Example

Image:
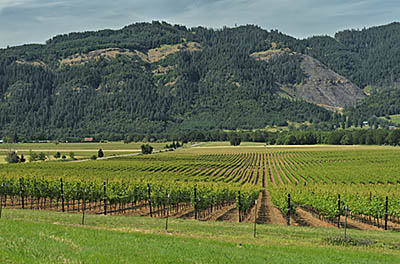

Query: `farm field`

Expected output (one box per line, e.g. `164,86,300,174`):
0,142,168,163
1,143,400,262
389,114,400,125
1,144,400,227
379,114,400,125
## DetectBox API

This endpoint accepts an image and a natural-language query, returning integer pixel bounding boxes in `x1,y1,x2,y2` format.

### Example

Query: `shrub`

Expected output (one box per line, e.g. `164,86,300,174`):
5,151,19,163
29,151,39,162
141,144,153,154
98,149,104,158
230,135,241,146
38,152,46,161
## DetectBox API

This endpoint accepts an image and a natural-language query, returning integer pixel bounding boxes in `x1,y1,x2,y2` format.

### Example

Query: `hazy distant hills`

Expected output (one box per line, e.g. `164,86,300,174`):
1,21,400,139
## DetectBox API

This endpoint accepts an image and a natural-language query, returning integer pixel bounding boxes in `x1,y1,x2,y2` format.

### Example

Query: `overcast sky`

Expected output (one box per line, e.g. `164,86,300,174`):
1,0,400,48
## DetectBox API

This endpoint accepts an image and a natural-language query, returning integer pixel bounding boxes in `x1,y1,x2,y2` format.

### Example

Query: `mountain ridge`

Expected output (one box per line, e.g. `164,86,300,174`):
1,21,399,139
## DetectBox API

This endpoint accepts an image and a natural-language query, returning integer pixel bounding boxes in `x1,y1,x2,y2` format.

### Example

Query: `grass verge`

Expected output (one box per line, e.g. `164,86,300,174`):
0,209,399,263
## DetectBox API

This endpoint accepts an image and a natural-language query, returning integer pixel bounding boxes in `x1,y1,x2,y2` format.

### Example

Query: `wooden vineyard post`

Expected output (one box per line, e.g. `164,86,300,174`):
20,178,24,209
253,200,257,238
385,196,388,231
166,194,170,231
238,191,241,223
147,184,152,217
0,183,3,218
82,189,86,225
103,182,107,215
337,194,341,228
287,193,291,226
369,191,372,223
60,178,65,212
194,188,198,220
344,205,348,239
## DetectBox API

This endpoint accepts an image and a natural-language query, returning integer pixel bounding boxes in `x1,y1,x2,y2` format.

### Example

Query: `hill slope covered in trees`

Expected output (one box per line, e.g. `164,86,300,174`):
1,21,400,140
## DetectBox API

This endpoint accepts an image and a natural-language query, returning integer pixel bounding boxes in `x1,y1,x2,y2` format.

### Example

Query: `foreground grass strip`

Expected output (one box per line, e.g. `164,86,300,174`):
0,209,399,263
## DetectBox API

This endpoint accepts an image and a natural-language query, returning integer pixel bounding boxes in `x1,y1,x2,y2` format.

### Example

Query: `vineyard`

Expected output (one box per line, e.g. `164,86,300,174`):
265,149,400,231
1,146,400,231
0,152,263,221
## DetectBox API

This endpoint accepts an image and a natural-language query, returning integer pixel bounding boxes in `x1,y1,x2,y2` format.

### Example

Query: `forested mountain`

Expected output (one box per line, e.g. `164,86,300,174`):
0,21,400,140
345,85,400,123
297,22,400,89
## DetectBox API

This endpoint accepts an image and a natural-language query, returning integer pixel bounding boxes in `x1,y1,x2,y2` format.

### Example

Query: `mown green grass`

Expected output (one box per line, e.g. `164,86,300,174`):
200,141,266,147
378,114,400,125
388,114,400,125
185,143,395,155
0,142,171,163
0,142,167,151
0,209,399,263
0,152,138,164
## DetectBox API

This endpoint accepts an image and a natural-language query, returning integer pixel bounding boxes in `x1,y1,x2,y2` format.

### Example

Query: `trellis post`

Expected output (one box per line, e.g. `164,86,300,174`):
238,191,241,223
385,196,388,231
194,188,198,220
337,194,341,228
60,178,65,212
103,182,107,215
147,184,152,217
286,194,291,225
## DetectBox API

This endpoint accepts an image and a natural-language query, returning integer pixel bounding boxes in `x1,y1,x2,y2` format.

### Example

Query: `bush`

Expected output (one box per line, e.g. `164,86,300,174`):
141,144,153,154
387,129,400,146
54,152,61,159
165,141,182,149
90,155,97,160
38,152,46,161
29,151,38,162
98,149,104,158
230,135,241,146
69,152,75,160
5,151,19,163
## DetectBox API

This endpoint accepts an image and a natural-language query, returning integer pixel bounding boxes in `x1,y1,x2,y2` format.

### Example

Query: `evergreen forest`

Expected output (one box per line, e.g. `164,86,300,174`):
1,21,400,140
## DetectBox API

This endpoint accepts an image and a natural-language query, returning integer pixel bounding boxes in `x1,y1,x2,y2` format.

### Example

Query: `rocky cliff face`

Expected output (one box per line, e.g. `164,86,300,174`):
279,55,366,111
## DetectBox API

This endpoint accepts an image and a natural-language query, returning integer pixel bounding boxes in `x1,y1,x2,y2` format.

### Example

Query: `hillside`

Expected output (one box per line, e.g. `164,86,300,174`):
1,21,400,139
279,55,365,110
346,86,400,124
296,22,400,89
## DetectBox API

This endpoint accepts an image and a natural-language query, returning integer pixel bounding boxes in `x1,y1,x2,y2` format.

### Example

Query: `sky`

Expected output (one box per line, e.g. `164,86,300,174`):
1,0,400,48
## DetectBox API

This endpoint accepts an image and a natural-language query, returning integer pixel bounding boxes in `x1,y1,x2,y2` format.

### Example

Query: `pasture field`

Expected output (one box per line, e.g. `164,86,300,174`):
0,142,168,163
1,143,400,262
379,114,400,125
389,114,400,125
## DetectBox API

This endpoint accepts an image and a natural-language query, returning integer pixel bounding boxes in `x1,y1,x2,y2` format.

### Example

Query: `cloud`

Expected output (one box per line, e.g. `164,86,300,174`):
0,0,31,13
0,0,400,47
168,0,400,37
